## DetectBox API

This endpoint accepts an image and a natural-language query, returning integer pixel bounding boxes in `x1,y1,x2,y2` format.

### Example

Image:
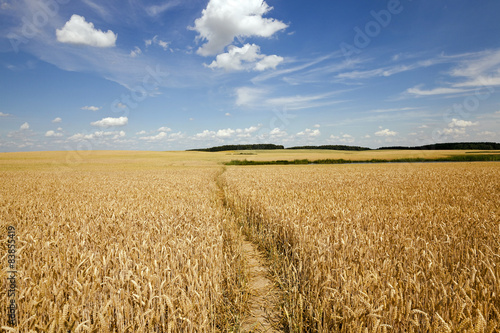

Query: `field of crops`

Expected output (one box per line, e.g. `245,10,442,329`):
1,151,499,332
222,162,500,332
0,166,245,332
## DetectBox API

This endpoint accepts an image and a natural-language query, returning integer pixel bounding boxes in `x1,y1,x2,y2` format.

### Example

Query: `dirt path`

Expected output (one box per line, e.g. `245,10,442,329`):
239,239,281,332
216,168,281,332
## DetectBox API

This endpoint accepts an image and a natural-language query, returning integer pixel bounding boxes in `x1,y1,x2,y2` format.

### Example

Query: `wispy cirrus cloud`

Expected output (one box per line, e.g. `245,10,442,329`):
145,1,181,17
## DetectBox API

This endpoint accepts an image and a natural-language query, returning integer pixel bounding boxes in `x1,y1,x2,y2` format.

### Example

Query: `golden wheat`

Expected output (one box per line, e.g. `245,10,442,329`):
222,162,500,332
0,166,244,332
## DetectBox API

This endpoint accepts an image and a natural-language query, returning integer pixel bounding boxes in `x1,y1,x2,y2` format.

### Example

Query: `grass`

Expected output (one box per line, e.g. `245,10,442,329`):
225,153,500,165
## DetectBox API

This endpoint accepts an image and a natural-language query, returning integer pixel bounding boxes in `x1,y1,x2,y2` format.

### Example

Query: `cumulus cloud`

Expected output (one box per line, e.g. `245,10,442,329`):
0,112,11,117
20,122,29,130
190,0,288,56
90,116,128,128
81,106,101,111
157,126,172,132
330,133,355,143
68,130,125,141
45,130,63,137
56,15,117,47
52,117,62,123
207,44,283,71
375,129,397,137
195,130,216,139
297,128,320,137
139,132,167,141
442,127,466,135
225,113,231,116
136,130,147,135
448,118,478,128
269,127,288,138
216,128,236,138
194,125,261,140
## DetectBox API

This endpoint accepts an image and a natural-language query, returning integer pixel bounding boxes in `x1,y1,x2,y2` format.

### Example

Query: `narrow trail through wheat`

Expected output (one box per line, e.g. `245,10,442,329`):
216,168,281,332
239,239,281,332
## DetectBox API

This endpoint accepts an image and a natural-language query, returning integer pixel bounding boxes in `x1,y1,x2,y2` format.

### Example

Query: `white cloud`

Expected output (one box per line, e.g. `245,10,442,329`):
20,122,29,130
442,127,466,135
157,126,172,132
478,131,496,137
375,129,397,137
406,86,468,96
0,112,11,117
45,130,63,137
56,15,117,48
145,35,170,51
216,128,236,138
235,125,261,137
330,133,355,143
266,92,341,110
90,116,128,128
269,127,288,138
235,87,266,106
68,130,125,141
193,125,261,140
113,131,126,139
225,113,231,116
297,128,320,137
195,130,216,139
136,130,147,135
451,49,500,88
313,124,321,128
190,0,288,56
52,117,62,123
81,106,101,111
255,54,284,71
370,107,419,113
207,44,283,72
130,46,142,58
145,2,180,16
448,118,478,128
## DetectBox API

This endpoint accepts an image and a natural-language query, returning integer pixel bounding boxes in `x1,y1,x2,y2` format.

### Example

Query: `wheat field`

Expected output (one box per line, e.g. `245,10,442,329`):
0,166,245,332
1,152,499,332
222,162,500,332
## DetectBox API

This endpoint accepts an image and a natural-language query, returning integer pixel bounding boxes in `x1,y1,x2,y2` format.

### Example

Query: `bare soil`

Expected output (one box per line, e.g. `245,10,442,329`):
239,239,281,332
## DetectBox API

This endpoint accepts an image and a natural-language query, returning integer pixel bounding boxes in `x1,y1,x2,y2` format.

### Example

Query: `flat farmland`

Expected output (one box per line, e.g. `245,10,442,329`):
222,163,500,332
1,151,499,332
0,161,245,332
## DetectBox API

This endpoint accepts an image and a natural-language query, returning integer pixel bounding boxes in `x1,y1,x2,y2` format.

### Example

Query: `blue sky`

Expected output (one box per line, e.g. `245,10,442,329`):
1,0,499,152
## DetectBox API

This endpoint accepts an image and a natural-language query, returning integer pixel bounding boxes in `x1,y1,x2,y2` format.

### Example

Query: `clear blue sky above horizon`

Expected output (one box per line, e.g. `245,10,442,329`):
1,0,499,152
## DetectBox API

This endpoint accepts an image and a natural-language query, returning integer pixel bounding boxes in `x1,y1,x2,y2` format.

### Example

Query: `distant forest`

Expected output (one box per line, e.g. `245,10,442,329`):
188,142,500,152
187,144,284,152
